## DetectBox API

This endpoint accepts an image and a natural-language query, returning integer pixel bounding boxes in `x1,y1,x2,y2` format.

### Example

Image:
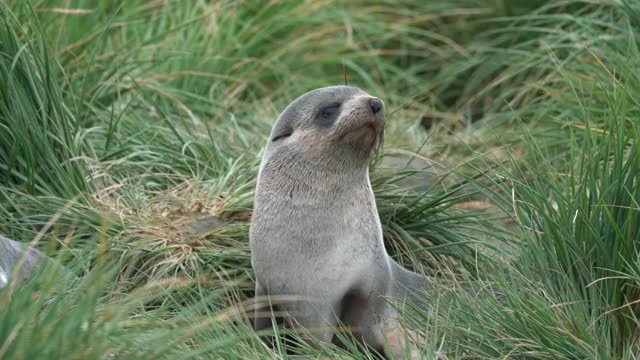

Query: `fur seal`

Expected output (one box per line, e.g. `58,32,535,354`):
250,86,427,357
0,235,68,289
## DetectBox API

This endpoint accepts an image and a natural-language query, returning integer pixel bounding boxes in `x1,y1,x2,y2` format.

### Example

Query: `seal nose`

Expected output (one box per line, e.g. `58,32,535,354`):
369,98,383,114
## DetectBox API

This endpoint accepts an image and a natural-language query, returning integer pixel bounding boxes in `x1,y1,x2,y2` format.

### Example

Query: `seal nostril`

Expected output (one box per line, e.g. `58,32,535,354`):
369,98,383,114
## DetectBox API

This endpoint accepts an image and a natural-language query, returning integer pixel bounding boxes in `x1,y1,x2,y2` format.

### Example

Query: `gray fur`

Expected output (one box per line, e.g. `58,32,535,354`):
0,235,62,289
0,235,48,288
250,86,426,356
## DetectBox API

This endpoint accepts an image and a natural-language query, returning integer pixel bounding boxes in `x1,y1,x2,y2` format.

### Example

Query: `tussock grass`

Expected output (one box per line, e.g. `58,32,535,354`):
1,0,639,358
418,63,640,358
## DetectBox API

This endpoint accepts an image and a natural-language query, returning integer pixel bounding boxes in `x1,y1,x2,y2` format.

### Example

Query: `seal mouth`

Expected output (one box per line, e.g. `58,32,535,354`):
367,121,384,153
363,121,382,150
354,122,380,137
336,118,383,153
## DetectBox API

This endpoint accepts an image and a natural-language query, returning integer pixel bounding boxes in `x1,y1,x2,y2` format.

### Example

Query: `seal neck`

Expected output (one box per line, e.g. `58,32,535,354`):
258,149,371,193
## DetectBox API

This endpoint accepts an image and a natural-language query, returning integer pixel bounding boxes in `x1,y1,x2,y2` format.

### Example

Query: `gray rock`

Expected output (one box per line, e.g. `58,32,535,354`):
377,152,465,193
185,215,226,235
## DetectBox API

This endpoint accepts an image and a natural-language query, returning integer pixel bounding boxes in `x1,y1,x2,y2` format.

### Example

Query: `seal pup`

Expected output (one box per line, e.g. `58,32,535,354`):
250,86,426,358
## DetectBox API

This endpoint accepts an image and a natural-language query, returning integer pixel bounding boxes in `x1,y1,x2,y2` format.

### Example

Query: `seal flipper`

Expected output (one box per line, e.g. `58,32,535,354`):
252,281,280,348
389,259,506,308
389,259,429,311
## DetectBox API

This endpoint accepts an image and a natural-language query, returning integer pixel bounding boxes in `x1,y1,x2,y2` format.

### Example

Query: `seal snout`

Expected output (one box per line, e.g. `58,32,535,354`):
369,98,383,114
330,95,385,150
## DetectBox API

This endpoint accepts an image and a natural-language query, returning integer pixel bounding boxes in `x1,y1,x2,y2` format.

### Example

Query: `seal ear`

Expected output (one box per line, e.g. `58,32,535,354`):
270,104,299,142
272,131,292,142
271,123,293,142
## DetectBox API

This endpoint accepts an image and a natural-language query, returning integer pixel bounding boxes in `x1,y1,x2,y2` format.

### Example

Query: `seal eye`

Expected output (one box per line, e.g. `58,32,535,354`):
321,103,341,119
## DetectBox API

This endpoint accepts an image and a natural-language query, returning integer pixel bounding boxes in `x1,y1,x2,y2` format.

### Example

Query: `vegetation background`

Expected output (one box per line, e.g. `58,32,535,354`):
1,0,639,358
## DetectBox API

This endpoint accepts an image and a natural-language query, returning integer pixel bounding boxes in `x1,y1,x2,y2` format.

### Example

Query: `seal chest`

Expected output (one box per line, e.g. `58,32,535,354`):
250,86,423,358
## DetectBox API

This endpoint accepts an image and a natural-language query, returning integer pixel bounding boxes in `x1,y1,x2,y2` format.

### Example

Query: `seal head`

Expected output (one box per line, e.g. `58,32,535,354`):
265,85,385,168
